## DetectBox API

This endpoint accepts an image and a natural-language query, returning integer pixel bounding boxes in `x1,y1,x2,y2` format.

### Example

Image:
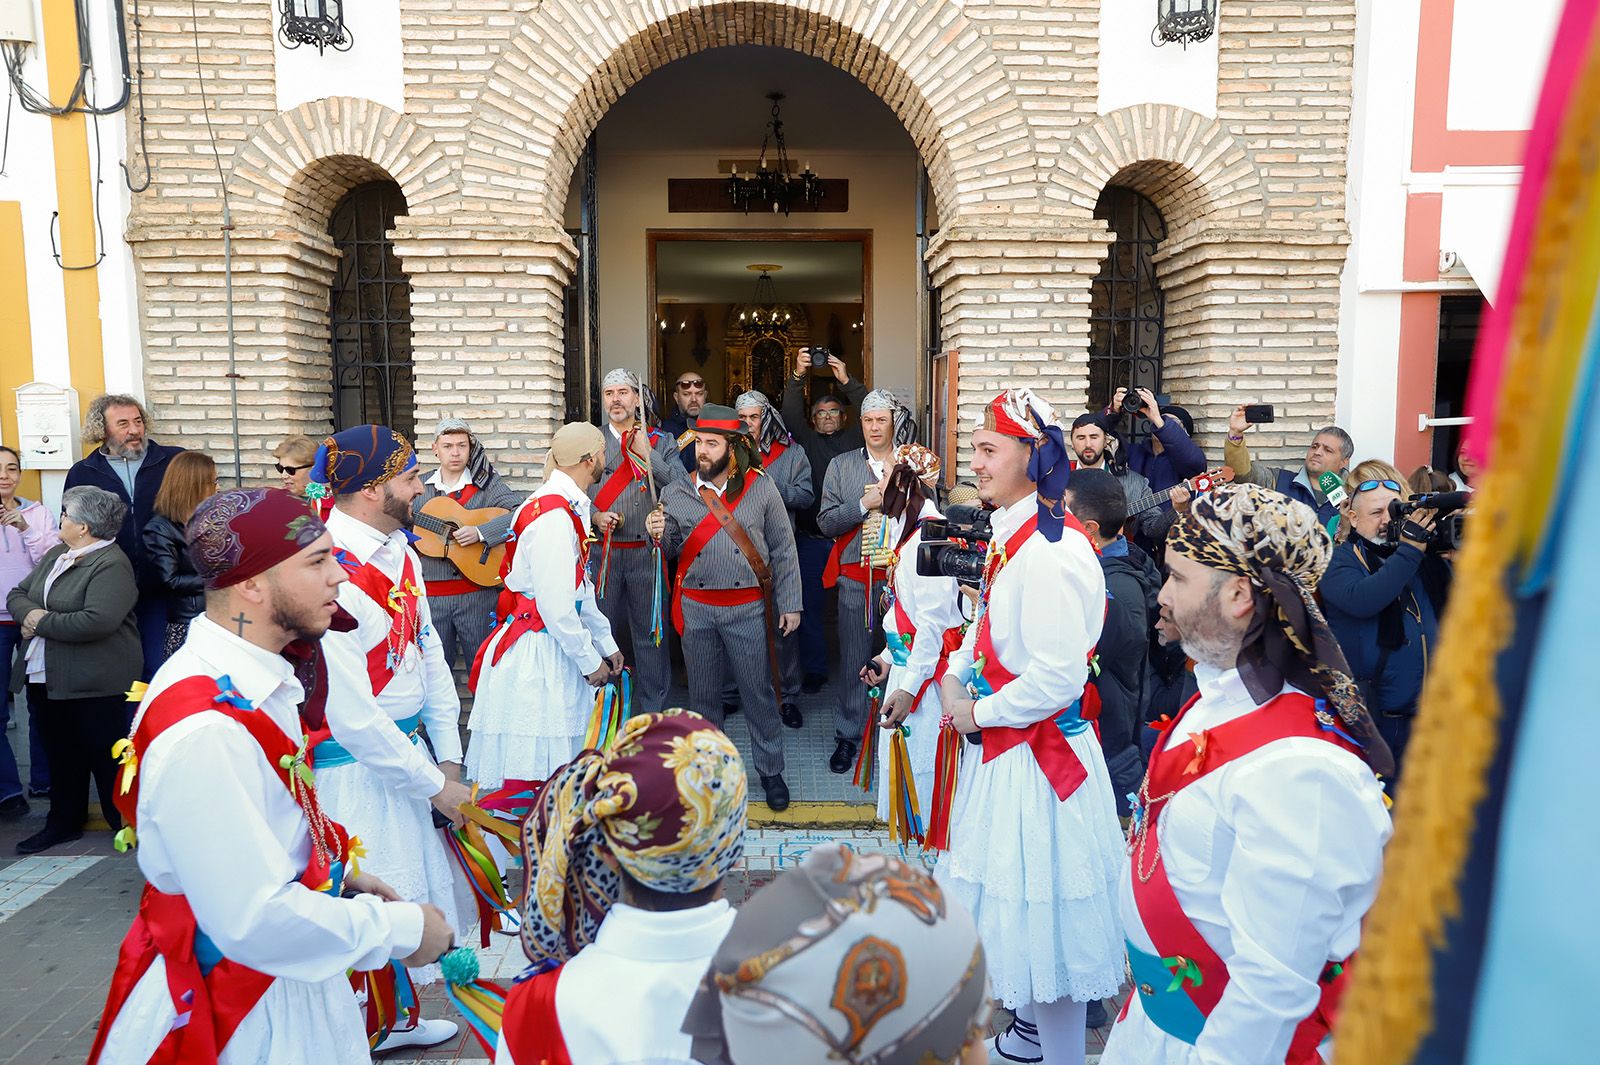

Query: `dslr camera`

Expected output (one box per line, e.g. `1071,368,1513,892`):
1120,387,1145,417
916,504,993,587
1383,491,1470,553
806,346,832,369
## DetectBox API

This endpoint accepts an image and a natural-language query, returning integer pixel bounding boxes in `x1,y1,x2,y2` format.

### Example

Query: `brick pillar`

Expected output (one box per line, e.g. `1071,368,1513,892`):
927,221,1113,444
127,218,340,485
390,219,578,485
1157,227,1350,463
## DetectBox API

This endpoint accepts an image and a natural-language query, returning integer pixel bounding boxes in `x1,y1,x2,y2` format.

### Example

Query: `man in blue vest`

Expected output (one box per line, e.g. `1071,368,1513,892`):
1222,406,1353,528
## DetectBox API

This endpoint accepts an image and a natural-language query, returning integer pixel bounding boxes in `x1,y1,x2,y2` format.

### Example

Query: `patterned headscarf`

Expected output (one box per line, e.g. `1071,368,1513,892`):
682,844,992,1065
306,425,416,500
1167,482,1395,775
518,711,748,968
860,389,915,447
734,390,792,454
977,389,1073,543
434,417,497,490
188,488,327,589
603,368,642,393
883,444,941,524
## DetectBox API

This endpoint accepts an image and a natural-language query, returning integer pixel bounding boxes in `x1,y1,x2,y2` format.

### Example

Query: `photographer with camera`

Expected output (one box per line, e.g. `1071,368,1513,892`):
1224,405,1353,527
937,389,1124,1065
1108,386,1207,493
1319,460,1451,789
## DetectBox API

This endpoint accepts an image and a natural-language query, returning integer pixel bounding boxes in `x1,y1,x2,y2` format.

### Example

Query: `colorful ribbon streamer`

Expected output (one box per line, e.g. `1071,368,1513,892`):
924,716,962,853
439,947,509,1056
582,669,633,751
885,727,925,849
650,542,666,648
852,687,883,792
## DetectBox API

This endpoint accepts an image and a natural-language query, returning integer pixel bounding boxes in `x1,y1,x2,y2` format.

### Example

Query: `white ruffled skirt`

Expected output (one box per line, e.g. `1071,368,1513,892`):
95,958,369,1064
875,682,943,825
317,745,472,984
936,730,1127,1008
466,626,595,790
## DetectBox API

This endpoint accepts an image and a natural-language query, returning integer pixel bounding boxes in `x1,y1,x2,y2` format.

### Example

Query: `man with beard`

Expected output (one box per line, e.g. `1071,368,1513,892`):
936,390,1125,1065
646,406,801,811
591,369,684,714
661,370,709,473
65,393,185,679
1102,483,1393,1065
87,489,453,1065
1069,412,1165,542
732,389,813,726
306,424,474,1053
816,388,905,774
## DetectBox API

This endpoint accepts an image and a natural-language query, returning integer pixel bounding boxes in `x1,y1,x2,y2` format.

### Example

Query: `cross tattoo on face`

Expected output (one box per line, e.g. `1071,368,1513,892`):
231,611,252,637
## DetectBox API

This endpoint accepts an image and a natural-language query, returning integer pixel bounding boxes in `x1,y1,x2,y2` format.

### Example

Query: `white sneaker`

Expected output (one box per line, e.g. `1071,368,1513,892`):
374,1017,459,1054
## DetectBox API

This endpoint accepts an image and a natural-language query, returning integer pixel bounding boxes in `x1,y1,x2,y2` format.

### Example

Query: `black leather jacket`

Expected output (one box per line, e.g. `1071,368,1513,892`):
141,514,205,624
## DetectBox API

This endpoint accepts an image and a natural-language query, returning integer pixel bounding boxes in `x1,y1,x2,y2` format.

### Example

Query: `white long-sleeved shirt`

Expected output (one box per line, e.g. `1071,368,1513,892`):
879,502,966,702
1105,666,1392,1065
322,507,462,798
505,471,617,676
131,616,423,979
944,493,1106,729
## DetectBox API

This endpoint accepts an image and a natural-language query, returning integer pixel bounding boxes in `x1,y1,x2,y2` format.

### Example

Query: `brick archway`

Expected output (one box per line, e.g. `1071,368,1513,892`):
459,0,1038,226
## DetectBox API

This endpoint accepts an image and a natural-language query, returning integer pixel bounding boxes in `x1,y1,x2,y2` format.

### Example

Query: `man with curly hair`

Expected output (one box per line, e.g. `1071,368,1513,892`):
65,393,186,679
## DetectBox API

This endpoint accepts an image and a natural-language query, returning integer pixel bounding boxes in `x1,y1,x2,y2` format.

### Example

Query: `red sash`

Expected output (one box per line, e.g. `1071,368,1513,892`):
971,513,1099,801
471,495,588,690
333,549,421,696
762,440,788,467
447,483,479,506
823,527,871,587
500,967,573,1065
1126,692,1363,1063
669,482,749,635
88,676,353,1065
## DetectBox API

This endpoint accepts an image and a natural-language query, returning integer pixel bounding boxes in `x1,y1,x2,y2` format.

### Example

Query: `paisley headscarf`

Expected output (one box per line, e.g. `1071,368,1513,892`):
862,389,916,447
433,417,498,490
306,424,416,501
977,389,1073,543
518,711,748,969
682,843,992,1065
1167,482,1395,775
734,389,791,454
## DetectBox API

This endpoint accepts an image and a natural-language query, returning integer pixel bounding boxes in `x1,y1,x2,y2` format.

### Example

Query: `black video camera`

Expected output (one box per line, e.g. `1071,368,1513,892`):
1383,491,1471,553
916,504,994,587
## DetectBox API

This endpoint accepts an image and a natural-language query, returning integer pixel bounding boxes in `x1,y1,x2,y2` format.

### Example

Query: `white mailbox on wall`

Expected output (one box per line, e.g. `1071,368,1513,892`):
13,382,81,471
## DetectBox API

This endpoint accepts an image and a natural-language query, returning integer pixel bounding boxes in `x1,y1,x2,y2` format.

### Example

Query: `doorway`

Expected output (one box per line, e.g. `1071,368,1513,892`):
648,231,871,405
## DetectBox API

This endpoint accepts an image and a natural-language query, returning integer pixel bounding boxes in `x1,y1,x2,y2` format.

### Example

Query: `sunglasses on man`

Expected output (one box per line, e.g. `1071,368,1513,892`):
275,463,312,475
676,379,706,390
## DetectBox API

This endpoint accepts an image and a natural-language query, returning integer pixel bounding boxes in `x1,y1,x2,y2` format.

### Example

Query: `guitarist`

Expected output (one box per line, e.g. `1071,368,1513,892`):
413,417,523,676
646,406,801,812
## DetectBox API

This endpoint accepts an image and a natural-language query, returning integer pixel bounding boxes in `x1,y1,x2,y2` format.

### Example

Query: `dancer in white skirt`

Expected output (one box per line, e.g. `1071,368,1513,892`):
467,422,620,789
936,389,1125,1065
859,444,964,827
307,424,475,1053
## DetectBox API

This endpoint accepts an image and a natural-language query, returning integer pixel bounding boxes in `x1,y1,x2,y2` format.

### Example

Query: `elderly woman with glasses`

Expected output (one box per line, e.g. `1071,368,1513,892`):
1318,459,1452,792
7,486,141,854
271,434,318,498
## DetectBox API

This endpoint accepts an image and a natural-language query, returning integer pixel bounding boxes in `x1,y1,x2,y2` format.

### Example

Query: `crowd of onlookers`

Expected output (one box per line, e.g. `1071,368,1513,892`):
0,384,1470,852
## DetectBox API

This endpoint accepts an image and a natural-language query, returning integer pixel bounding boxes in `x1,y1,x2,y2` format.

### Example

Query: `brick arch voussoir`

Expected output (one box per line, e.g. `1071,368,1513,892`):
460,0,1035,226
1051,105,1268,229
226,98,457,228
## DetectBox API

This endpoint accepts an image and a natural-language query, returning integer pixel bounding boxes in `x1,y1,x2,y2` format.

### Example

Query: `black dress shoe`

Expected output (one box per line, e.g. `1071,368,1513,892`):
829,737,857,774
1085,998,1108,1030
722,702,741,717
16,827,82,856
0,795,29,821
760,774,790,812
779,702,803,729
802,674,826,694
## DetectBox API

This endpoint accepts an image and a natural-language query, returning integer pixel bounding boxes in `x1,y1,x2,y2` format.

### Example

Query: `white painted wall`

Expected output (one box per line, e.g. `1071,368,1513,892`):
594,146,922,399
273,0,404,114
1097,0,1219,119
1447,0,1561,131
85,0,142,399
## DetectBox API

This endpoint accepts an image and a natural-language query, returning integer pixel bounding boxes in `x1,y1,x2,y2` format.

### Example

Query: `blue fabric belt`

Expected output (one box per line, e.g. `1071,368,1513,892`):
1126,939,1208,1045
313,712,424,770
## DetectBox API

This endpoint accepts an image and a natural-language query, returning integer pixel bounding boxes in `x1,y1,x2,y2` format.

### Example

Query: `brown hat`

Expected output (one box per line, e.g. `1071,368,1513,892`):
544,422,606,477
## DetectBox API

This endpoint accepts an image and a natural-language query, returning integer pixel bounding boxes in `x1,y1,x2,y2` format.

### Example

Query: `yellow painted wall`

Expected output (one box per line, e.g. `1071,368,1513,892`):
0,202,41,500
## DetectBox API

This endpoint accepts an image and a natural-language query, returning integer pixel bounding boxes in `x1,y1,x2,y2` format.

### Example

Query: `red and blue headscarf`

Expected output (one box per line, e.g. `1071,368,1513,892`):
979,389,1073,542
305,424,417,501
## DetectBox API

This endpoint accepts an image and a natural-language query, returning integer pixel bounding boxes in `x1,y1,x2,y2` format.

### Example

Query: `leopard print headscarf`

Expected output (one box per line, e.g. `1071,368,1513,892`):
1168,483,1394,776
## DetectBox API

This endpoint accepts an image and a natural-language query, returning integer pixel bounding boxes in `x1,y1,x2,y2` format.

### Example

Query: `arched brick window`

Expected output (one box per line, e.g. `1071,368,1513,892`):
1088,185,1167,413
329,180,415,441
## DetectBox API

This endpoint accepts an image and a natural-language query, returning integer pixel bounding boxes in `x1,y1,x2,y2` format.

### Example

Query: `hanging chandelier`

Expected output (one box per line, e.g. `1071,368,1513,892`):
735,265,799,340
726,92,824,216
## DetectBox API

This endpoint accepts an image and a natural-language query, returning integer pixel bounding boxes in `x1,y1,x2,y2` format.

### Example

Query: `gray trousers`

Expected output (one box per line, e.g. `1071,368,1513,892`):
681,597,785,778
833,576,887,743
594,543,671,714
723,630,801,705
430,586,500,676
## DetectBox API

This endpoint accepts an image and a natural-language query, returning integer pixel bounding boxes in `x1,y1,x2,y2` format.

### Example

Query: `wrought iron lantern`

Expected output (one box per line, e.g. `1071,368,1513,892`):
279,0,354,54
726,93,824,216
1154,0,1216,47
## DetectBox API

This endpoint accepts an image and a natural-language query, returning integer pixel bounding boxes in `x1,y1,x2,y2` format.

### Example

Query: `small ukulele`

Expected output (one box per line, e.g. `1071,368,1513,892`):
410,496,510,587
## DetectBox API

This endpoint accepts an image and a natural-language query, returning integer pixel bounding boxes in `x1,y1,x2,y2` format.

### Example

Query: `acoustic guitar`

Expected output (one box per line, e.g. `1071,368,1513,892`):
1125,466,1236,517
410,496,511,588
